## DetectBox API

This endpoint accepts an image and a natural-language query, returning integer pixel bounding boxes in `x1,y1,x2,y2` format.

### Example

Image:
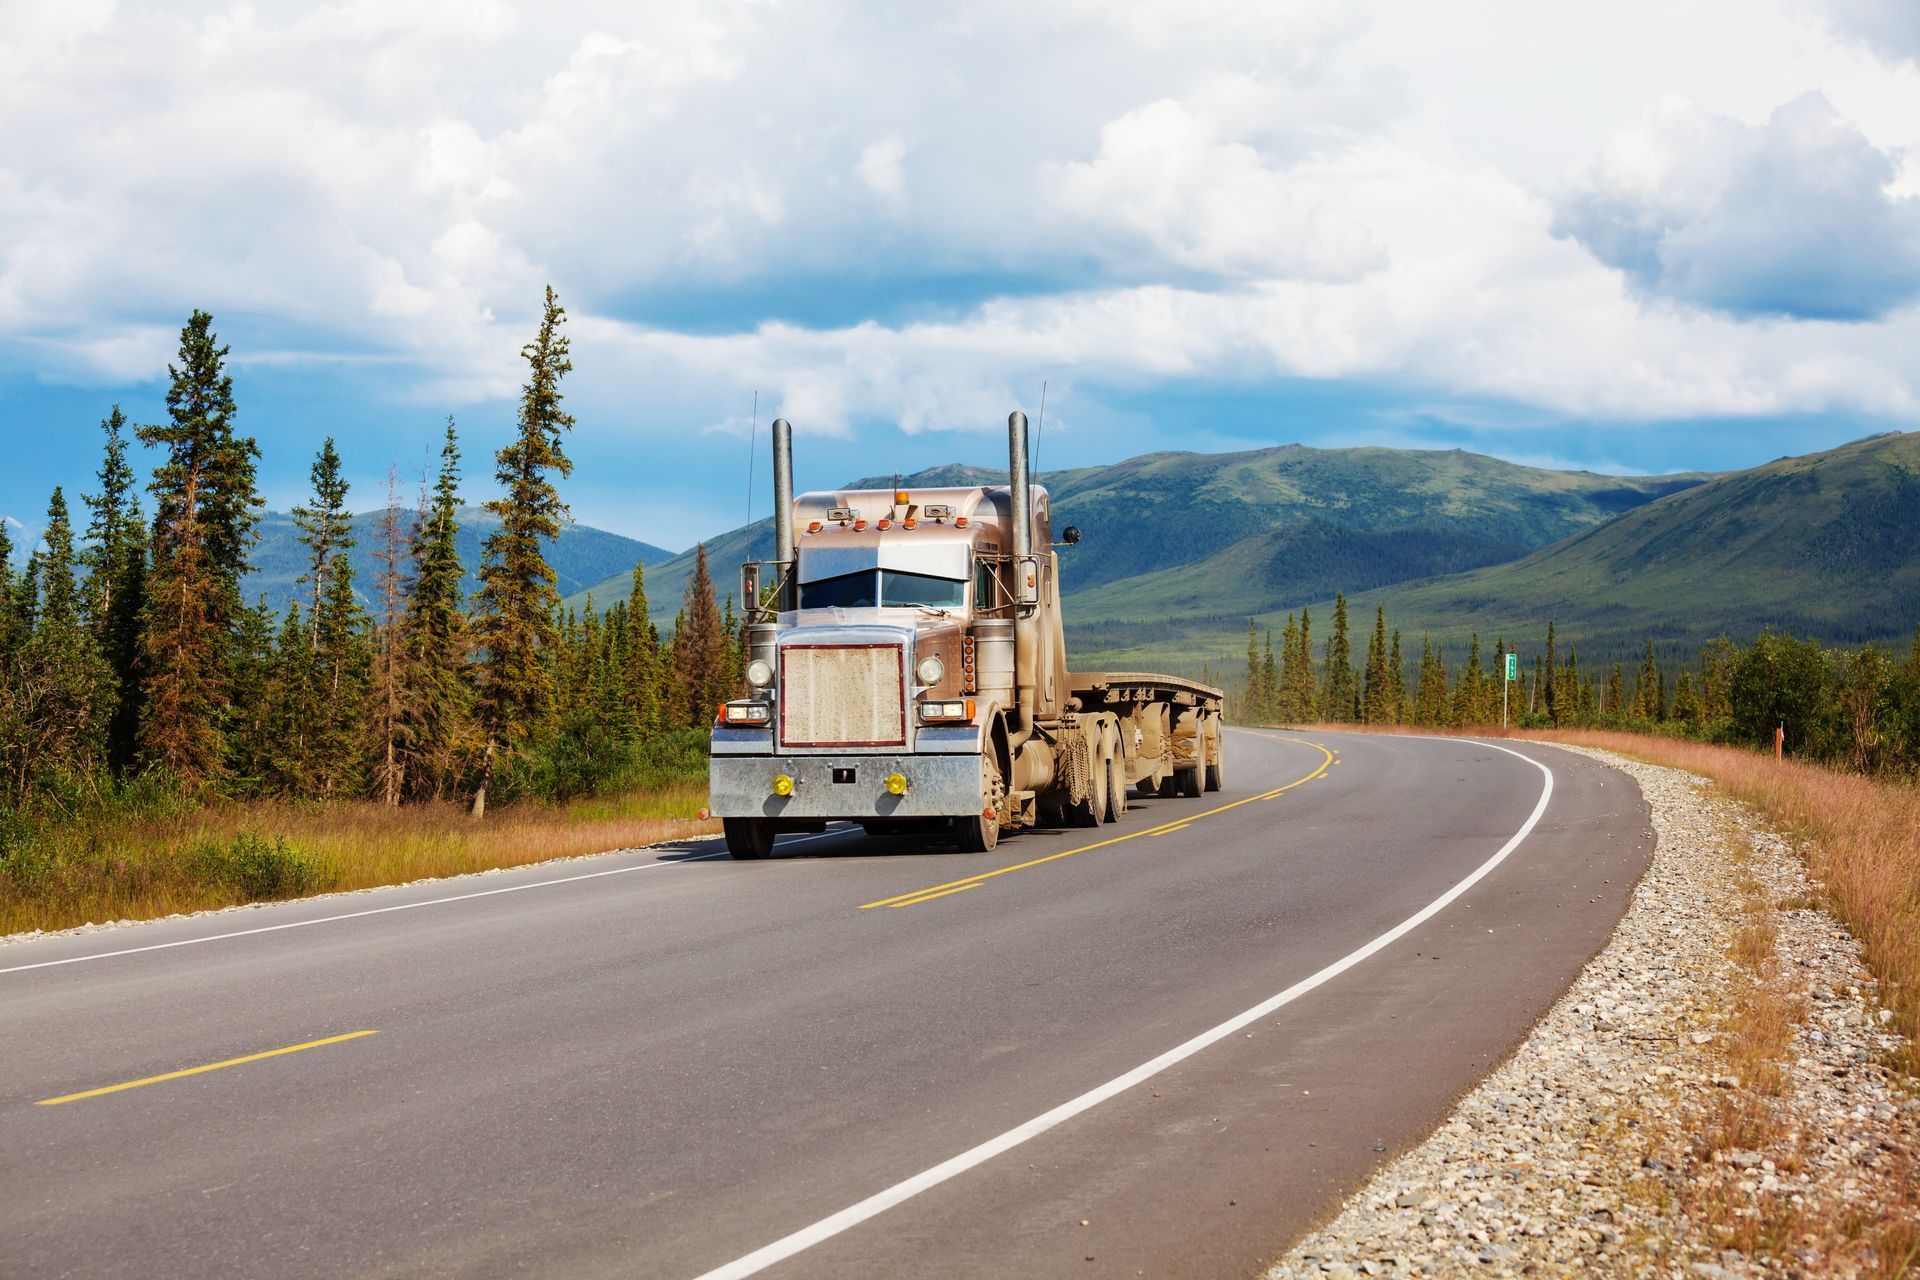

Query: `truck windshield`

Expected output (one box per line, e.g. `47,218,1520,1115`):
799,569,965,609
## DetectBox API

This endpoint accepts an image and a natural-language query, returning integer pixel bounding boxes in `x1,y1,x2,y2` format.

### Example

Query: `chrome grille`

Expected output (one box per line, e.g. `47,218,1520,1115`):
779,645,906,747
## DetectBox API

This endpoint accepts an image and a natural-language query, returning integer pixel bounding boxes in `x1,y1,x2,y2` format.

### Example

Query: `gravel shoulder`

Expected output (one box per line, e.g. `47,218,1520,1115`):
1266,745,1919,1279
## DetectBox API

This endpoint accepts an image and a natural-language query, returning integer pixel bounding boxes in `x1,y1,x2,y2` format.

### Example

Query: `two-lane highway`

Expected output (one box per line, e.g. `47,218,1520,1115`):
1,730,1651,1278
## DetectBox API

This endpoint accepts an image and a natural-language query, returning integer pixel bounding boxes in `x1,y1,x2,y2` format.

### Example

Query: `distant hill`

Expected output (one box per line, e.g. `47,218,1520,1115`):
569,444,1710,629
243,505,674,616
1074,432,1920,674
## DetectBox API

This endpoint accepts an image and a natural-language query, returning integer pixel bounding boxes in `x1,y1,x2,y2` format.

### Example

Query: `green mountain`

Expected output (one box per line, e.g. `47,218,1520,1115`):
1078,432,1920,675
569,444,1709,630
243,505,673,616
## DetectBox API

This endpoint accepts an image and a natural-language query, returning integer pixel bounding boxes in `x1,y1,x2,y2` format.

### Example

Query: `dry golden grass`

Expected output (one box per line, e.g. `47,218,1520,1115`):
1,780,720,937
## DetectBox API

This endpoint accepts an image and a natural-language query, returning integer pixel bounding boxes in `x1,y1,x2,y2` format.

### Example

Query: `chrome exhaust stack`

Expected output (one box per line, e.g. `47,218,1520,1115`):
772,416,795,610
1008,410,1031,562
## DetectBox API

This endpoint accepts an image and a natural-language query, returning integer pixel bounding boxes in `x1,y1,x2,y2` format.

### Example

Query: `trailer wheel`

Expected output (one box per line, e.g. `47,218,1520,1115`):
723,818,776,860
1066,735,1107,828
1103,752,1127,822
955,752,1004,853
1204,725,1225,792
1156,775,1178,799
1177,764,1203,798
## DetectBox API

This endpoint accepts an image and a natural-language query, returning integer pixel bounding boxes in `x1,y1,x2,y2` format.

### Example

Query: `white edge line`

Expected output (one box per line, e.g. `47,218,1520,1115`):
0,828,850,977
688,737,1554,1280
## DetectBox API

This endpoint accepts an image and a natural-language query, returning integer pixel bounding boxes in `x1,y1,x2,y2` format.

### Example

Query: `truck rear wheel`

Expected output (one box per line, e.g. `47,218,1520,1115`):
1103,752,1127,822
1066,738,1108,828
1177,764,1203,798
955,752,1003,853
724,818,776,860
1204,728,1225,792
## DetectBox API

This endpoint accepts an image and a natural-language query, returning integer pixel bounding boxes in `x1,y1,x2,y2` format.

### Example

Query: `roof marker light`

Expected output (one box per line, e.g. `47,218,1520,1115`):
954,517,969,528
806,521,822,534
895,490,910,504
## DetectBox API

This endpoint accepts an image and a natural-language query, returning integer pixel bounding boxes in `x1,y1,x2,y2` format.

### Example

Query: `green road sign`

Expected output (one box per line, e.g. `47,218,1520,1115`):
1505,653,1518,680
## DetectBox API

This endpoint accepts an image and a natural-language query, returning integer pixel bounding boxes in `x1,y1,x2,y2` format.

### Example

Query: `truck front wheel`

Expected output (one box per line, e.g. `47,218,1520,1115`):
724,818,776,860
955,752,1004,853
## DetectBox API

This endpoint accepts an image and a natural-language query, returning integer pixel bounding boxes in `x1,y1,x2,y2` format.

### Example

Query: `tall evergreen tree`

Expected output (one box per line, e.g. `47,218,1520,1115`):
472,287,575,816
1363,605,1390,723
0,490,114,802
672,545,728,727
1321,592,1355,721
620,561,663,738
137,310,262,784
1244,618,1261,721
371,471,410,806
1606,662,1625,715
1634,639,1663,721
292,437,353,651
81,406,148,770
1389,629,1407,723
401,420,473,800
1259,628,1278,722
1542,621,1558,724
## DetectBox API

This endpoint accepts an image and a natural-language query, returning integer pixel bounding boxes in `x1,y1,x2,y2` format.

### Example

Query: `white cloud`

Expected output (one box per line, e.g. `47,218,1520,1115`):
1827,0,1920,63
2,0,1920,445
1552,93,1920,320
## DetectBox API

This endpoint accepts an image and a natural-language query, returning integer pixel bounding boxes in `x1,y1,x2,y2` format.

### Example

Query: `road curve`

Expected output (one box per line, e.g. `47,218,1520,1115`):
0,729,1651,1278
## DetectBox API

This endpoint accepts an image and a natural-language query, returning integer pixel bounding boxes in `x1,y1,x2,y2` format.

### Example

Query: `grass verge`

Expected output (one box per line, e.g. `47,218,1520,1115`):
1,776,717,939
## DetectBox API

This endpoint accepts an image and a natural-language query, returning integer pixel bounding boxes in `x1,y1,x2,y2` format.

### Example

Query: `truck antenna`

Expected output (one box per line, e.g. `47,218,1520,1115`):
745,389,758,531
1031,379,1049,483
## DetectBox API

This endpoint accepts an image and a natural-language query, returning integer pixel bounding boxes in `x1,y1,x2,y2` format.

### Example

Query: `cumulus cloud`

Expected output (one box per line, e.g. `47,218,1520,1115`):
3,0,1920,453
1826,0,1920,63
1552,93,1920,321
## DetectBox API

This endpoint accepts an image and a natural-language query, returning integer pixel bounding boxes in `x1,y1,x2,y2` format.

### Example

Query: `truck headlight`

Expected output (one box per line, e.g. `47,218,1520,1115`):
746,659,773,688
918,699,975,724
916,654,945,685
722,701,771,726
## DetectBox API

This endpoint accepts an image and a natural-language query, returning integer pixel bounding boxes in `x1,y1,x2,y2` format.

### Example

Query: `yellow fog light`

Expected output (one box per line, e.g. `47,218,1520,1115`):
772,774,795,797
884,772,908,796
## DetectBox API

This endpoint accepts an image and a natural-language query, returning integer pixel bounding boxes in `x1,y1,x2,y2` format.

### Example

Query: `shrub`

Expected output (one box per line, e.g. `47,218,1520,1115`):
189,830,332,900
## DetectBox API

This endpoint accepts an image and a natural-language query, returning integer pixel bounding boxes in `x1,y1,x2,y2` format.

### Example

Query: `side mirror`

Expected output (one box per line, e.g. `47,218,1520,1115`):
1015,555,1041,606
1061,525,1081,545
741,563,761,613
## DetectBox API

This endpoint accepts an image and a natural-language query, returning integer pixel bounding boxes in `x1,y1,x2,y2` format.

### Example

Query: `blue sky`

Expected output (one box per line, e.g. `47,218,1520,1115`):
5,0,1920,556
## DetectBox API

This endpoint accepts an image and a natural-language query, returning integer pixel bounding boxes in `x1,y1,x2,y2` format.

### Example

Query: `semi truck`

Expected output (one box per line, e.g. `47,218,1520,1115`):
708,411,1225,859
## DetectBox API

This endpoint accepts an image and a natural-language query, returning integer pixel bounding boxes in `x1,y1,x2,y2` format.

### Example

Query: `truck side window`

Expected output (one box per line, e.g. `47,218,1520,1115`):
975,557,998,611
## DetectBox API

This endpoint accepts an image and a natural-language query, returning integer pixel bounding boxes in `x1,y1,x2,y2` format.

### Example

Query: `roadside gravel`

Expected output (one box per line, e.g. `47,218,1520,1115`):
1266,745,1918,1279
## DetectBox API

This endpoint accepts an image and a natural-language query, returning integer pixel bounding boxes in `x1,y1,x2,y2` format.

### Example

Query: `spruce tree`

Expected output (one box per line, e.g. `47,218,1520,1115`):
137,311,262,783
1322,592,1355,722
401,420,473,799
1244,619,1260,721
0,518,15,664
1389,629,1407,722
1606,663,1624,716
673,545,728,727
371,471,410,806
1363,606,1390,723
291,437,352,651
225,595,279,790
0,490,114,801
620,561,663,738
1542,622,1558,724
472,287,575,815
1259,627,1278,723
1634,639,1663,721
81,406,148,770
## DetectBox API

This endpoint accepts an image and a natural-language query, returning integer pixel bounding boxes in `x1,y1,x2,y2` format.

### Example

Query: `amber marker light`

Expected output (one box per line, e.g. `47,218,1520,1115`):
884,772,908,795
894,490,910,504
772,774,795,797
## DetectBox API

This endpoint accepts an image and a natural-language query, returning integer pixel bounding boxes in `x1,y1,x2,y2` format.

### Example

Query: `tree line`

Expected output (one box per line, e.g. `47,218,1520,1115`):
0,290,744,820
1238,595,1920,775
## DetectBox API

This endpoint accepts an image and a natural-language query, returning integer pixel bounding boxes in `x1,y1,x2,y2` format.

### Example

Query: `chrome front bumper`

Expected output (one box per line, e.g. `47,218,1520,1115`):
709,753,982,820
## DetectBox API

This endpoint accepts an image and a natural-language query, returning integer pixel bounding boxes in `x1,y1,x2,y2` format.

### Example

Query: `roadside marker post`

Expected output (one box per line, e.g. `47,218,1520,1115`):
1504,653,1517,728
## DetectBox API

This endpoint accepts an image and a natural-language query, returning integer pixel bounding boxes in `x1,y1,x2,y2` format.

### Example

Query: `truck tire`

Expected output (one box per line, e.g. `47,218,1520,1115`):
955,752,1004,853
1204,728,1224,792
724,818,776,860
1066,736,1107,828
1177,764,1203,798
1156,775,1178,799
1103,752,1127,822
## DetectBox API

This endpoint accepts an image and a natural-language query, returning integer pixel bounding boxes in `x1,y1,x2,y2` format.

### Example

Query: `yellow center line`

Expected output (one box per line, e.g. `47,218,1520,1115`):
35,1030,379,1106
859,739,1335,909
887,884,980,908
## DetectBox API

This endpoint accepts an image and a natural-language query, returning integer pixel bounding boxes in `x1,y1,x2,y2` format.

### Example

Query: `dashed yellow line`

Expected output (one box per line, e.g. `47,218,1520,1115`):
36,1030,379,1106
860,737,1336,910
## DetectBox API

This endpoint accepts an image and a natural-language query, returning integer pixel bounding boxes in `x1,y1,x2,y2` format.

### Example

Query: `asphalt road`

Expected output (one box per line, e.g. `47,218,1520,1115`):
0,729,1652,1279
